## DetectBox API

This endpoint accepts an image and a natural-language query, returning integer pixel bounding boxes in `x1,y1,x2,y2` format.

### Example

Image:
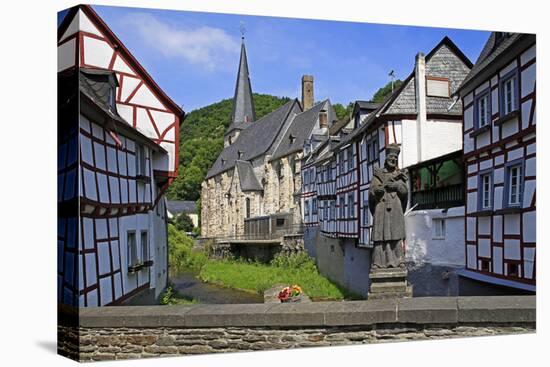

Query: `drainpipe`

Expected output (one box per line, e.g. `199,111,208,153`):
415,52,427,163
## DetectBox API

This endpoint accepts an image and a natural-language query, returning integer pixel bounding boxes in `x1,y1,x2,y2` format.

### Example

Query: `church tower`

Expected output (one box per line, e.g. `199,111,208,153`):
225,35,256,147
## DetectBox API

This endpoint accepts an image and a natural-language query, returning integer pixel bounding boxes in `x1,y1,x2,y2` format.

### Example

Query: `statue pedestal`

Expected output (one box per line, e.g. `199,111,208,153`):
368,268,413,300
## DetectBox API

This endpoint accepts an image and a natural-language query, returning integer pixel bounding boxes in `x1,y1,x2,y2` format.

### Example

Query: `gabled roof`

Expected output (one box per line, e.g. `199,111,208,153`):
270,100,333,161
353,101,382,116
78,68,166,152
335,36,472,150
226,39,256,134
235,161,263,191
457,32,535,95
206,99,300,178
58,5,184,119
166,201,196,215
329,115,351,136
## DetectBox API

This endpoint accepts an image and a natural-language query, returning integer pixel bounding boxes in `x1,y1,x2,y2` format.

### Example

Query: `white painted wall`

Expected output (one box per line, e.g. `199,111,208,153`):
405,206,465,268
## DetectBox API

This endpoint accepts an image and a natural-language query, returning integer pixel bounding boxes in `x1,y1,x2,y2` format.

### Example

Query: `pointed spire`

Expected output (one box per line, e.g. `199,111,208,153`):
231,34,255,126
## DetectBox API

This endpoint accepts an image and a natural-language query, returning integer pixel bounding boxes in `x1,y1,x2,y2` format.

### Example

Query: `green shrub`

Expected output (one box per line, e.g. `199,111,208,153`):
175,213,194,232
168,224,206,272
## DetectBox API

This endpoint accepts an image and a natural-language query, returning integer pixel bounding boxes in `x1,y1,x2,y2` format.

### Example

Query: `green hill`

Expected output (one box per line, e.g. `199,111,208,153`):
166,94,292,201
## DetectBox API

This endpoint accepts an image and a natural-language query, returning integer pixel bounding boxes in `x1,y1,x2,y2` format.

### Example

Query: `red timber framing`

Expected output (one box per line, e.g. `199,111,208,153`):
462,41,536,286
317,158,337,236
302,160,318,226
57,5,184,179
335,141,359,238
358,127,385,246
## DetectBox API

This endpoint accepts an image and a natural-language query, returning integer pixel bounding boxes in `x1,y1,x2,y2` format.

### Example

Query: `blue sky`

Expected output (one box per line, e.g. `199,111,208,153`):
60,5,490,112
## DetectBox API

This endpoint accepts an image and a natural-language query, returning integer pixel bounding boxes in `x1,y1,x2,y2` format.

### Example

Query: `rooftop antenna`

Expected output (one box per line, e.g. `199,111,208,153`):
239,21,246,40
388,70,396,93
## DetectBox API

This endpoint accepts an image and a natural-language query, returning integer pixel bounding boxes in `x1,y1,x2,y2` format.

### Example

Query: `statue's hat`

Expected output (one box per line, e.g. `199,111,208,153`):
386,143,401,156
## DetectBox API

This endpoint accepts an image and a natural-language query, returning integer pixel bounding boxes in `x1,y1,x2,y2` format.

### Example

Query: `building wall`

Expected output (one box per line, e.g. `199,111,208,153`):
343,239,372,298
462,43,536,288
405,206,465,296
314,232,345,288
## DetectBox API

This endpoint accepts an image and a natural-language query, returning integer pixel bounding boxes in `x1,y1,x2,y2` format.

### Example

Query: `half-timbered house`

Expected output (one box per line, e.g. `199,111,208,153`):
58,5,184,306
455,32,536,292
306,37,473,297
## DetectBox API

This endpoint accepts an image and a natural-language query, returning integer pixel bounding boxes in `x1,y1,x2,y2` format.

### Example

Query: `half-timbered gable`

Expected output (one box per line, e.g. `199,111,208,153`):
58,5,183,179
456,32,536,291
58,6,183,306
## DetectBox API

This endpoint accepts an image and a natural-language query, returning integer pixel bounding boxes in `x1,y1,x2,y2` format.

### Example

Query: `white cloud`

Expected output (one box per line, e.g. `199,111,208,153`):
122,13,240,72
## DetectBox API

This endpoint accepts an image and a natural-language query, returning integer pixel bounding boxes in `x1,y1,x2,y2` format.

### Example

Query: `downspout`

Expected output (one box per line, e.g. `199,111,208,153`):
415,52,427,163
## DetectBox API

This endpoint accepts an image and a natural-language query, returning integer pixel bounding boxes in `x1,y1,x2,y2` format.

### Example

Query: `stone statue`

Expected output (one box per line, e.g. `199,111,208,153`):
368,143,408,269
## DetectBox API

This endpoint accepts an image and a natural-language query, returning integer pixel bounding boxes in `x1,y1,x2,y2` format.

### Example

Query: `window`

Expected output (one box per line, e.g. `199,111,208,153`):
339,151,346,173
312,198,318,215
366,137,379,163
330,201,336,220
276,218,285,227
500,70,518,116
475,91,491,128
348,193,355,217
245,198,251,219
507,263,519,277
426,76,450,98
479,172,492,210
304,200,310,216
127,231,137,267
506,163,523,207
136,145,146,176
362,200,369,225
480,259,490,272
347,147,354,170
141,231,149,262
433,219,446,239
108,87,116,111
339,197,345,218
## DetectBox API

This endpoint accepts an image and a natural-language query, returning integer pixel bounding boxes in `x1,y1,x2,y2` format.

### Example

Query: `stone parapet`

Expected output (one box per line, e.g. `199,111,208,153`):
58,296,536,362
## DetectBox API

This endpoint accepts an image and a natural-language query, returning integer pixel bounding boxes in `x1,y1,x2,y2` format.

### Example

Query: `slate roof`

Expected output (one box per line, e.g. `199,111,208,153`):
235,160,263,191
270,100,334,161
226,40,256,134
457,32,534,95
206,99,300,178
335,36,472,150
329,115,351,136
166,201,196,215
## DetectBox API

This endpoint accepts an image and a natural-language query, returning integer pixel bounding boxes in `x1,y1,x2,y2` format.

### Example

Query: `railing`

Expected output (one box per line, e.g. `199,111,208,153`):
411,184,464,210
211,222,304,243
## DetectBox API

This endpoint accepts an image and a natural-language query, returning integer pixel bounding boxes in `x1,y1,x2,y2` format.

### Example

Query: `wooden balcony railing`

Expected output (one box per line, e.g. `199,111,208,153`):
411,184,464,210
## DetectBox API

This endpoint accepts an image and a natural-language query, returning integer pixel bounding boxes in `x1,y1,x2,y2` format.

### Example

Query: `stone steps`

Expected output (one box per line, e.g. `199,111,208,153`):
368,268,412,300
370,281,408,293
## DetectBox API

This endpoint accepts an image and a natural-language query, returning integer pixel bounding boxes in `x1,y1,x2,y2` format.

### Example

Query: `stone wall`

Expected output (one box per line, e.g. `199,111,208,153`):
59,296,535,362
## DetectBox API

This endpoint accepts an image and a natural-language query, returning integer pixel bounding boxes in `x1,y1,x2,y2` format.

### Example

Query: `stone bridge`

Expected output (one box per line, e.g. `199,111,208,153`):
58,295,535,362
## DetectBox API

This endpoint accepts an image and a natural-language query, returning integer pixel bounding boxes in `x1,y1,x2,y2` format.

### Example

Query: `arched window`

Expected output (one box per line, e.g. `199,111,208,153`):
245,197,251,219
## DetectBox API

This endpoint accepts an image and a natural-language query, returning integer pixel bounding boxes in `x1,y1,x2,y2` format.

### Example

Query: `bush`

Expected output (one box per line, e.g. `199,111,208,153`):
174,213,194,232
168,224,207,272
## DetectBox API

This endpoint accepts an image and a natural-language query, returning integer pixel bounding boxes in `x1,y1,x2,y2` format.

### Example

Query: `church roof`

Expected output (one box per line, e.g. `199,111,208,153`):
226,39,256,134
235,160,263,191
270,100,334,161
206,99,300,178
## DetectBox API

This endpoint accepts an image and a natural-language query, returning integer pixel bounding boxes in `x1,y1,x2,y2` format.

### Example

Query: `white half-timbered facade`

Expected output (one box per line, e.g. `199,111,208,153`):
457,32,536,291
57,5,184,307
302,157,319,227
335,141,359,237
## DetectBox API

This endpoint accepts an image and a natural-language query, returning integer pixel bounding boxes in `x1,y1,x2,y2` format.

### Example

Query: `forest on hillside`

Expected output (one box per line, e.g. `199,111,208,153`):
166,81,400,204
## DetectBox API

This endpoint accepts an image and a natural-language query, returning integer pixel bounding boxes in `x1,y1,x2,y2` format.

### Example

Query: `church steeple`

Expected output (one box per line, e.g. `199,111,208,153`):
230,35,255,126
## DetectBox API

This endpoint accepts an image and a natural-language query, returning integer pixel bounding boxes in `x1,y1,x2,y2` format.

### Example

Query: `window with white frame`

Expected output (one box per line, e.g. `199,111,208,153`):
141,230,149,262
136,145,146,176
480,173,492,210
433,218,446,239
476,92,491,128
500,71,518,116
348,193,355,217
127,231,137,267
507,164,523,206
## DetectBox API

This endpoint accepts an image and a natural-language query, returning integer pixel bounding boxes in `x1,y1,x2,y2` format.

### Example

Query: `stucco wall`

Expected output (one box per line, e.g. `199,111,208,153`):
343,240,372,298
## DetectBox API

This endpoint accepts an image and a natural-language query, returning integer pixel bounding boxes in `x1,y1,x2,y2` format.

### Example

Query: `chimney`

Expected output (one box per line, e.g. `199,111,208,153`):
414,52,427,163
301,75,314,111
319,109,328,129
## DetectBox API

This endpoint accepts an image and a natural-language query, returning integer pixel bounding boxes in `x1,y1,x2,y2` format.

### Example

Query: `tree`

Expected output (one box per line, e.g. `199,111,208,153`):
332,102,353,120
371,79,403,103
174,213,195,232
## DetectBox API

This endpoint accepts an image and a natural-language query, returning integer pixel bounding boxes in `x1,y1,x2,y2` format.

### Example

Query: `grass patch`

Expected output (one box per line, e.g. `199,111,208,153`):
198,253,349,300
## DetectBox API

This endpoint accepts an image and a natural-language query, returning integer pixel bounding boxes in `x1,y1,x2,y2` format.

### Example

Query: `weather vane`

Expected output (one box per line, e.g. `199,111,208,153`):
240,21,246,40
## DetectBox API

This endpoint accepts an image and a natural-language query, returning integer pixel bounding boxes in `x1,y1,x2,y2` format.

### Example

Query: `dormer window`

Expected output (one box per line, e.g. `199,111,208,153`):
289,134,296,145
221,159,226,166
238,150,244,159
